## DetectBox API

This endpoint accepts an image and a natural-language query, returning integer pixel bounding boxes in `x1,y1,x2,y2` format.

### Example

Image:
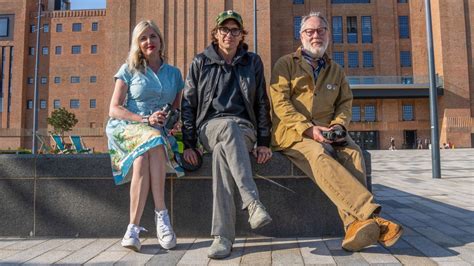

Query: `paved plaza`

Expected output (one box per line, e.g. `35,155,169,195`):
0,149,473,265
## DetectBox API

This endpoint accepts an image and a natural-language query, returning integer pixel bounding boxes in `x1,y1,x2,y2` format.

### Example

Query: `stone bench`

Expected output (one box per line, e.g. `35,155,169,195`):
0,151,371,238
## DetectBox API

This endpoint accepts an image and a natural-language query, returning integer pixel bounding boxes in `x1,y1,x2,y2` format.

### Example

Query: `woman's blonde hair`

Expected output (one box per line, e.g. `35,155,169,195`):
127,20,165,73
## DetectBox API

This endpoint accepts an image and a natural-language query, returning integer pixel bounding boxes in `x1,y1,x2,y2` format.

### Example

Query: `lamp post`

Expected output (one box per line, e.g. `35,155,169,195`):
32,0,42,155
253,0,257,53
424,0,441,178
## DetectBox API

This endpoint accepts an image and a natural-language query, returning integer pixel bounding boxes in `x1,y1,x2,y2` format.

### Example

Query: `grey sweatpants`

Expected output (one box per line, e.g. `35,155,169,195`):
199,116,260,242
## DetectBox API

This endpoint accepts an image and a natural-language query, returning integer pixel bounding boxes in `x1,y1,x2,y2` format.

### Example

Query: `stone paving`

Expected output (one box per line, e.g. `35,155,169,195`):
1,149,473,265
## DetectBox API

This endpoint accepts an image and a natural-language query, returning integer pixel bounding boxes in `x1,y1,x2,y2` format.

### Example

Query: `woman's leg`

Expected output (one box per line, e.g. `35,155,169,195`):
129,152,151,225
148,145,167,210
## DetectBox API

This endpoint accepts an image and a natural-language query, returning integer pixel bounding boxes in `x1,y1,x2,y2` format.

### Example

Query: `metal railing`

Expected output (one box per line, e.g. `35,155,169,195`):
346,75,444,87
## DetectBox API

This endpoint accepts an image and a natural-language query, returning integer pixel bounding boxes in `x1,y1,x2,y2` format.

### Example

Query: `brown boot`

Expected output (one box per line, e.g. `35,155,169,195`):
374,216,403,247
342,219,380,251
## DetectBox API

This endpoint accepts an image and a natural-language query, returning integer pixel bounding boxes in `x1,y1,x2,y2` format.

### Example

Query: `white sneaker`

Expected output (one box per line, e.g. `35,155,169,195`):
155,209,177,249
121,224,147,252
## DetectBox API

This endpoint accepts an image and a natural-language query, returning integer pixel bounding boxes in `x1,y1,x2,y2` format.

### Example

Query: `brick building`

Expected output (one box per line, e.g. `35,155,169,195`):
0,0,472,152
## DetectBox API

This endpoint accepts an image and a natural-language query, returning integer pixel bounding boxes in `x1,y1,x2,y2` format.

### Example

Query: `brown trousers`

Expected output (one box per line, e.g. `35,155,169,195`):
282,136,380,227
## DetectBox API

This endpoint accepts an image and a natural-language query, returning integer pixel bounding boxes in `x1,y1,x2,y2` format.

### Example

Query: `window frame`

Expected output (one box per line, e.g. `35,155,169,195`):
402,104,414,121
72,23,82,32
348,51,359,68
71,45,81,54
346,16,358,43
332,16,343,43
70,99,80,109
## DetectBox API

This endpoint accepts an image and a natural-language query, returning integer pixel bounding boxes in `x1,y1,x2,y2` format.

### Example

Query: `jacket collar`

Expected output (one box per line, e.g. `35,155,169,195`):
203,43,249,66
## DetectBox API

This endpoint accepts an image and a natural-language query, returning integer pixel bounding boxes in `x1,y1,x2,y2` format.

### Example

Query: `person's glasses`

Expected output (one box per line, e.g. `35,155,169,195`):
218,27,242,37
302,27,328,37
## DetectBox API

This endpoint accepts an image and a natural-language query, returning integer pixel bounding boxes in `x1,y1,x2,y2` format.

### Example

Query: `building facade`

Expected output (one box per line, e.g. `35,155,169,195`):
0,0,472,152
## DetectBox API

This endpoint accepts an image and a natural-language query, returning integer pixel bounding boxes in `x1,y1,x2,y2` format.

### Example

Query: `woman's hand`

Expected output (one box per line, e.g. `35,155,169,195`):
149,110,168,126
252,146,272,164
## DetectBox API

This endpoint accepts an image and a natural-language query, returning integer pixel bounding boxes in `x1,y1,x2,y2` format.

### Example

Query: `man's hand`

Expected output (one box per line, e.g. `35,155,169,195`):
303,125,332,143
252,146,272,164
183,148,202,166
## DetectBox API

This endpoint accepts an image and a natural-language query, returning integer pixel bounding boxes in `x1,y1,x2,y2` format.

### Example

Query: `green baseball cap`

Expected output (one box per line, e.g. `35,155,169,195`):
216,10,243,28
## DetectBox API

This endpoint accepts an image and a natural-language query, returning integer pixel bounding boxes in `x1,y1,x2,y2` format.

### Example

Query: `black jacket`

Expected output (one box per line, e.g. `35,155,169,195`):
181,44,271,149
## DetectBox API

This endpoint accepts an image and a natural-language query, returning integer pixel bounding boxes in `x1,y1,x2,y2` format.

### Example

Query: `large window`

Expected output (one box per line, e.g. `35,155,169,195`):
402,104,414,121
352,106,361,122
71,76,80,83
294,16,302,39
56,23,62,32
72,23,82,32
332,0,370,3
333,52,344,67
399,16,409,38
347,16,358,43
348,51,359,68
0,16,13,38
0,18,9,37
363,51,373,67
53,99,60,109
332,16,343,43
70,99,80,109
72,45,81,54
400,51,412,67
361,16,372,43
92,22,99,31
364,105,376,122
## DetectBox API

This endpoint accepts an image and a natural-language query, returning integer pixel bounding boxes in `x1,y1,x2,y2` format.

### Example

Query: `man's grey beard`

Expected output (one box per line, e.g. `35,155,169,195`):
302,41,328,58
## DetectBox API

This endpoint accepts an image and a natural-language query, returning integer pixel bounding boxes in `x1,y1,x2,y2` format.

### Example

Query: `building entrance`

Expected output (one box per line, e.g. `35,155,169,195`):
349,131,379,150
403,130,417,149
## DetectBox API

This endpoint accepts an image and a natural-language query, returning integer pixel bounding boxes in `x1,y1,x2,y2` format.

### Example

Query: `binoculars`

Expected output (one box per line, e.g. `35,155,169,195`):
321,128,347,141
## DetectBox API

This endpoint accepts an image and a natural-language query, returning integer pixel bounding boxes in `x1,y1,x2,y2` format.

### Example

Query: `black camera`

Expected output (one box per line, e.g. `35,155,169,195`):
161,104,180,130
322,128,347,141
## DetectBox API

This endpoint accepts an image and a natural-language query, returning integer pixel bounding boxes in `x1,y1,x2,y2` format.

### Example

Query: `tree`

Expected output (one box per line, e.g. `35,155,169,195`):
47,107,78,136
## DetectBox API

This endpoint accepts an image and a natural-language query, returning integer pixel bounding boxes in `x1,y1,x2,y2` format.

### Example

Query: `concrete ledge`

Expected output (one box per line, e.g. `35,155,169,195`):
0,151,371,237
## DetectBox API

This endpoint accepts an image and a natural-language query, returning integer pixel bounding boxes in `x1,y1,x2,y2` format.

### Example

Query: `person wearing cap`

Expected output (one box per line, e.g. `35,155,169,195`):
269,11,403,252
181,10,273,259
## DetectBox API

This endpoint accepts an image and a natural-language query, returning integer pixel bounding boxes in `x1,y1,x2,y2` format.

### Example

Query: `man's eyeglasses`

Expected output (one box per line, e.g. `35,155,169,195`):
302,27,328,37
218,27,242,37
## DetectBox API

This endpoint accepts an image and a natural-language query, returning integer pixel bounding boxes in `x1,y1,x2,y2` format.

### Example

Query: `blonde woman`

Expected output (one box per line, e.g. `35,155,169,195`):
106,20,183,252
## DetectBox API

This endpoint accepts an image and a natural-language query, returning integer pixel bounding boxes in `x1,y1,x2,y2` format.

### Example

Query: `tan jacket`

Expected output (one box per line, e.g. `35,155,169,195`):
269,48,352,150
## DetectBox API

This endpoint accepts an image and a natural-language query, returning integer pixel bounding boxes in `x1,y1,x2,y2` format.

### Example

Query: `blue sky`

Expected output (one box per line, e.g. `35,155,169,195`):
70,0,106,10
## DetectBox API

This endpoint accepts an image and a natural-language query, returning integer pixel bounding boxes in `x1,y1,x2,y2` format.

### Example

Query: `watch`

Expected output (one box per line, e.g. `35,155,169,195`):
141,115,150,125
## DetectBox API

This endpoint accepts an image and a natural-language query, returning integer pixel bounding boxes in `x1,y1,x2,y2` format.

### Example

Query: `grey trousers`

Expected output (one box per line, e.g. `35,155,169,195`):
199,117,260,242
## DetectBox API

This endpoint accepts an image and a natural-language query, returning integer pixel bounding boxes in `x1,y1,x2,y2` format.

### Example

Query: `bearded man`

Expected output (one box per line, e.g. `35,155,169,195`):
268,11,403,252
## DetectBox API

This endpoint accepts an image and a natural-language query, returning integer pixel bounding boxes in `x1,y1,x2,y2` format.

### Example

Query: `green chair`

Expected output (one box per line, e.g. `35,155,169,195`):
50,134,73,154
69,135,92,153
